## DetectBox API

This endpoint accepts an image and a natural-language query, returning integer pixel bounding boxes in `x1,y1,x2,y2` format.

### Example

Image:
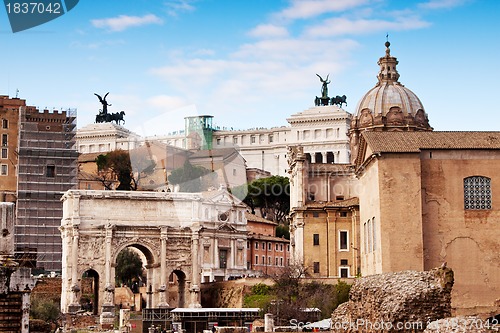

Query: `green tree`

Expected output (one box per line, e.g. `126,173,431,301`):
276,224,290,239
30,296,60,325
239,176,290,223
168,160,217,192
115,248,143,287
95,150,136,190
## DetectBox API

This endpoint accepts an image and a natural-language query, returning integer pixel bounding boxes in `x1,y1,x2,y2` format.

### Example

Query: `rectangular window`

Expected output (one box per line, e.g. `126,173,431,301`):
217,138,221,145
372,217,376,251
255,255,258,265
280,257,283,266
2,119,7,129
340,211,348,217
219,249,227,269
1,148,7,159
262,256,265,265
261,242,265,250
287,245,290,252
251,136,256,144
247,241,250,249
339,231,349,251
0,164,7,175
313,262,320,273
275,257,278,266
46,165,56,177
255,242,259,250
340,267,349,278
280,244,283,251
1,134,7,146
268,242,271,251
313,234,319,246
275,244,279,251
269,135,273,143
233,137,238,144
340,259,348,266
232,169,236,176
268,256,271,265
312,212,319,217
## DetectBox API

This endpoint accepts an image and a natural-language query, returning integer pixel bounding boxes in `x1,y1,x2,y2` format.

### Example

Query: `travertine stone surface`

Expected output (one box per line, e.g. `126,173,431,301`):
331,267,454,332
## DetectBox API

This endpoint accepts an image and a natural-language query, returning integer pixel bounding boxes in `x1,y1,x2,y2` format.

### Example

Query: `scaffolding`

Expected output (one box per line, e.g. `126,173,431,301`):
15,106,78,271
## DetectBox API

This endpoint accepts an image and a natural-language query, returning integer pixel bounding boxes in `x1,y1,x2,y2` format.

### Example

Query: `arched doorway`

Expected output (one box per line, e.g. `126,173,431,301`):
81,269,99,315
114,244,154,312
169,270,187,308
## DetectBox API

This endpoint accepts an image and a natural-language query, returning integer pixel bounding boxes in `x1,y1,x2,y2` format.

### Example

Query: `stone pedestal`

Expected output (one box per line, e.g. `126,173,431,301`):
100,311,115,330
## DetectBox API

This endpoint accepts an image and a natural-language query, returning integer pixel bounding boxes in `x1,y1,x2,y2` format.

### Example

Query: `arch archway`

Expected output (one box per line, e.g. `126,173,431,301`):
168,270,187,308
60,189,248,318
81,269,99,315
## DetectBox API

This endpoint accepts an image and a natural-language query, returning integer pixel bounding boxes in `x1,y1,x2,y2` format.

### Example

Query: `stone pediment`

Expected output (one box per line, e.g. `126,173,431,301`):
203,189,243,207
217,223,237,233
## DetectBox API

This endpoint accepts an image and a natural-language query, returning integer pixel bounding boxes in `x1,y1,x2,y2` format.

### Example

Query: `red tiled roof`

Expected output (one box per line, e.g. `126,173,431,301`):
362,131,500,153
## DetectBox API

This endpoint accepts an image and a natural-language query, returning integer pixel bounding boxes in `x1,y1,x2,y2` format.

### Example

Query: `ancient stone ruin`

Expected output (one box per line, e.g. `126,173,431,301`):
330,266,454,332
0,203,36,333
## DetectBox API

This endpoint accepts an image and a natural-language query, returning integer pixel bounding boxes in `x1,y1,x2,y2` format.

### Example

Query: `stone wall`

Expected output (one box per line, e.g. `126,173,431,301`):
331,266,454,332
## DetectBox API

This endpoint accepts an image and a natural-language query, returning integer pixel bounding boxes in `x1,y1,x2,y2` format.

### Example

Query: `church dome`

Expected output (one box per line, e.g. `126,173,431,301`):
351,41,432,132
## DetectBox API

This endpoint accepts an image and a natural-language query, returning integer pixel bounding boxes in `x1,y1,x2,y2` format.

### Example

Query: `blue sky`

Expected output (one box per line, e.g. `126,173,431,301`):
1,0,499,136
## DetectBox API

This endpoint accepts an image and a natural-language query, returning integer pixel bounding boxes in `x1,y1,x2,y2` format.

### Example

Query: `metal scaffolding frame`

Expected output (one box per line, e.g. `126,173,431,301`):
15,107,78,271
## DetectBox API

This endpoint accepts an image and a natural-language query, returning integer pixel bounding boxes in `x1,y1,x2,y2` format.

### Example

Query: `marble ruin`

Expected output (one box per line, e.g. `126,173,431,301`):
60,188,249,321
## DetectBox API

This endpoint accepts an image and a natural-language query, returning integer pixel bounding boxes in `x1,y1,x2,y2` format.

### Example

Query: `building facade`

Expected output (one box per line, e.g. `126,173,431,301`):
290,41,500,317
76,105,352,178
0,96,78,271
245,212,290,276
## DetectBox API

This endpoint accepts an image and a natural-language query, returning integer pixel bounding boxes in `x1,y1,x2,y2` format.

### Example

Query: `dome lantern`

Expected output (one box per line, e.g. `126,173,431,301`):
348,40,433,164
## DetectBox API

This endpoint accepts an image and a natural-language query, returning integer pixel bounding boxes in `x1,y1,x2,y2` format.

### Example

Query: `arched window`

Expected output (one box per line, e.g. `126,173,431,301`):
464,176,492,210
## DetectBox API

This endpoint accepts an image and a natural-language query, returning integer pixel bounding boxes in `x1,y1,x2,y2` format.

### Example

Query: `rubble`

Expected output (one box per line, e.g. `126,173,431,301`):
331,266,454,332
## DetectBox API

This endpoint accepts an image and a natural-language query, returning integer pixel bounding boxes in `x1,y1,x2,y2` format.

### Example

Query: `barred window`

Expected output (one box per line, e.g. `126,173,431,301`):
464,176,491,210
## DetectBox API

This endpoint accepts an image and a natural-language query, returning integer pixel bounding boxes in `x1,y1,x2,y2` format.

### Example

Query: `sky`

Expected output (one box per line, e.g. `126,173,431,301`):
1,0,499,137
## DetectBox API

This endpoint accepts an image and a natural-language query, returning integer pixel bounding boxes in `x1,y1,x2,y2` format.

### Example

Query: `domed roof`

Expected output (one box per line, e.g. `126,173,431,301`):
351,41,432,132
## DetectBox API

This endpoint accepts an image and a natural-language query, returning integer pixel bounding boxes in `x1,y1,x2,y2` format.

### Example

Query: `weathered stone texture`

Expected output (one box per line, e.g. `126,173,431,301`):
331,267,454,332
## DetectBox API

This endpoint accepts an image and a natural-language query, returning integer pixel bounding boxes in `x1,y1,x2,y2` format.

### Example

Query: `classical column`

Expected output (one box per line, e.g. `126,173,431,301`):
102,223,115,313
68,227,81,313
310,152,316,164
189,228,201,308
321,152,327,163
158,227,169,307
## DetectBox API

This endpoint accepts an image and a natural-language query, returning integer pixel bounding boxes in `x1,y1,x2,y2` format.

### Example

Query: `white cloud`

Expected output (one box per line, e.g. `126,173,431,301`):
148,35,360,127
147,95,188,110
165,0,196,16
418,0,469,10
277,0,370,20
91,14,163,32
305,16,431,37
248,24,289,38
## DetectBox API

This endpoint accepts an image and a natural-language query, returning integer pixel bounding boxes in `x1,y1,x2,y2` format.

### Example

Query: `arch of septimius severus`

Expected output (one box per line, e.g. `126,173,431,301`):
60,189,249,316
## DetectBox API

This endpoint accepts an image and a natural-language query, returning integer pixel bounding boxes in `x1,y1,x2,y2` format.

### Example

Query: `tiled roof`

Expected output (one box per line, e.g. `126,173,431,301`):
78,152,103,162
247,233,289,242
362,131,500,153
245,212,277,225
298,197,359,209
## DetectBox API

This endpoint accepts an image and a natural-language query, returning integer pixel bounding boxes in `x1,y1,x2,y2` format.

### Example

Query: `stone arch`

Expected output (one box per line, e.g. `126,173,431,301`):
168,269,188,308
81,269,99,315
112,241,158,268
60,189,248,319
